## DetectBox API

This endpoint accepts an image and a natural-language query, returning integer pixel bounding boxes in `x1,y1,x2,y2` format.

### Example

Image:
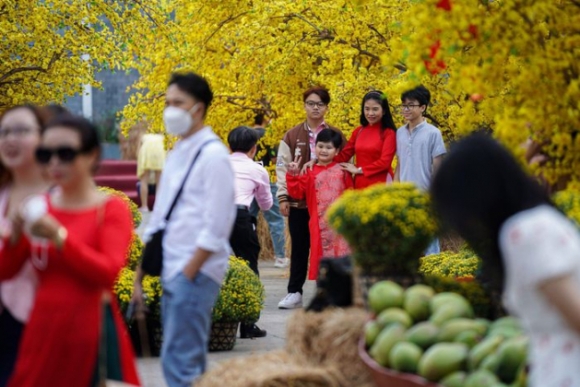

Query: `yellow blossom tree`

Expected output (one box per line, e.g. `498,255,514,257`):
122,0,579,187
0,0,171,111
120,0,444,152
387,0,580,186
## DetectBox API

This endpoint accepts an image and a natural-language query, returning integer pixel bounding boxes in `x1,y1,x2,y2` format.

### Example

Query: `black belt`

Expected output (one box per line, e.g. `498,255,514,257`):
236,205,249,211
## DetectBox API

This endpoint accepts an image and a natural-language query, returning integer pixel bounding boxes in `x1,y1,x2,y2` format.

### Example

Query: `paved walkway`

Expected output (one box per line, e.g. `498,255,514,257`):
136,261,316,387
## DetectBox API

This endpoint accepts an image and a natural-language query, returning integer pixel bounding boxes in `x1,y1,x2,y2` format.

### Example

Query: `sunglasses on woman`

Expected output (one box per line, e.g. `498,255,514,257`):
35,146,82,164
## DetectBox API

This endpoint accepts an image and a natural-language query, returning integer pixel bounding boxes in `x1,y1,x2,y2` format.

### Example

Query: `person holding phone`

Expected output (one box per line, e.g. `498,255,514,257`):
0,105,51,387
0,115,140,387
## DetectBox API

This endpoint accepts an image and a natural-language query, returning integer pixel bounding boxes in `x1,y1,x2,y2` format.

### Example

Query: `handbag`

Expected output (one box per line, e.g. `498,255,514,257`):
140,139,217,276
306,255,353,312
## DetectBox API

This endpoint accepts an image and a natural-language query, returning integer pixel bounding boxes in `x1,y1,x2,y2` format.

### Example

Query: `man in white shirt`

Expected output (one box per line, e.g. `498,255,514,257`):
133,73,236,387
228,126,273,339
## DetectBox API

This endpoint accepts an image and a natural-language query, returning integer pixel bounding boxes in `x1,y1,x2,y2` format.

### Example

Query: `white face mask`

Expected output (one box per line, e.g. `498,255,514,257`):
163,104,199,136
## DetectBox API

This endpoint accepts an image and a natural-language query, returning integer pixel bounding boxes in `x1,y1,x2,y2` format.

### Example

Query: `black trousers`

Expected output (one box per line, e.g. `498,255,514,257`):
0,309,24,387
229,208,260,276
288,207,310,294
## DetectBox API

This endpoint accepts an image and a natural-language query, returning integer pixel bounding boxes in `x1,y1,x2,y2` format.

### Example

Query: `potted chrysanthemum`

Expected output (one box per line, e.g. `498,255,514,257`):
209,256,265,351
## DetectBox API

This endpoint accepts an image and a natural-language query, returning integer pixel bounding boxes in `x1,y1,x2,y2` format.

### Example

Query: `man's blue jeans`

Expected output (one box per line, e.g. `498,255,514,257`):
424,238,441,256
161,272,220,387
250,183,286,258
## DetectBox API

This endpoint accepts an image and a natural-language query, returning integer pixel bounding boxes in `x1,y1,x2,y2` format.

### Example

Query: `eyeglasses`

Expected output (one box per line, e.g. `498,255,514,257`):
399,104,422,111
35,146,82,164
0,126,35,138
305,101,326,108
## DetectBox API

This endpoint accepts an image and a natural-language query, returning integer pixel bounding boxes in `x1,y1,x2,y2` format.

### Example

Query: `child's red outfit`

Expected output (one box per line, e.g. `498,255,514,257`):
334,122,396,189
286,162,353,280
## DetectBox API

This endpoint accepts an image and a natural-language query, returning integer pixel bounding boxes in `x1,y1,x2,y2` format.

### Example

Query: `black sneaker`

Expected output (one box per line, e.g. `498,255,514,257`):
240,323,267,339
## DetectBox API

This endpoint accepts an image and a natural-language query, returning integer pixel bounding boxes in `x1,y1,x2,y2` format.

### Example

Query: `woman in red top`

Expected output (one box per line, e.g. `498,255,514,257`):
0,115,140,387
334,90,397,189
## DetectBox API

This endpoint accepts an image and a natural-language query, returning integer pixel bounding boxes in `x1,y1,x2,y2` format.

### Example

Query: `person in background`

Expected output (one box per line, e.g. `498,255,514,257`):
0,114,140,387
250,113,288,268
228,126,273,339
133,72,236,387
431,133,580,387
333,90,397,188
394,85,446,255
286,129,352,281
275,86,344,310
0,105,51,387
137,132,166,212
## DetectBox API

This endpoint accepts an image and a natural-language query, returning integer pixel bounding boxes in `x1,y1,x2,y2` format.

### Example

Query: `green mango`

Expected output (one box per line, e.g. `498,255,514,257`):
377,307,413,329
488,326,524,340
405,284,436,298
464,369,500,387
364,320,381,347
490,316,522,332
369,324,406,367
404,292,432,322
430,302,474,326
389,341,423,373
368,281,404,314
479,352,500,373
405,321,440,349
430,292,471,313
418,343,469,382
440,371,467,387
496,336,529,384
454,330,482,349
438,318,487,342
468,335,504,370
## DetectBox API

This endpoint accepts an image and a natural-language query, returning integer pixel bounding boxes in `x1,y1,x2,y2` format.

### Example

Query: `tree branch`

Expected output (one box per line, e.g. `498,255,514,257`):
205,11,251,45
367,24,387,43
0,52,60,85
284,12,322,32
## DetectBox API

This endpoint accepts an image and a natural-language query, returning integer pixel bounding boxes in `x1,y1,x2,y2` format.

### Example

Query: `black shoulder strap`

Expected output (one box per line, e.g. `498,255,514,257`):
163,138,219,222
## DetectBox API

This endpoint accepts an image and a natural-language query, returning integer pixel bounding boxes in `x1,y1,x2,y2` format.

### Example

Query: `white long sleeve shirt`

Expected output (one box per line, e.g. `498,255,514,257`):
143,126,236,284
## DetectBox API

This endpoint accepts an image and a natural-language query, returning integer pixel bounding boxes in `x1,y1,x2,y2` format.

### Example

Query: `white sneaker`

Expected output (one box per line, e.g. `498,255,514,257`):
278,292,302,309
274,257,290,268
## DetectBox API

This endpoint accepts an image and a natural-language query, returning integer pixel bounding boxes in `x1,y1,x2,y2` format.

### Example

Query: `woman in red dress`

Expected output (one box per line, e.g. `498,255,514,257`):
0,115,140,387
334,90,397,189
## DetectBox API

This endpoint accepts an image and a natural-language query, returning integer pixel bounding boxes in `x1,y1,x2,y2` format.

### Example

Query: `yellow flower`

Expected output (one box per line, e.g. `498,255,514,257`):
327,182,437,275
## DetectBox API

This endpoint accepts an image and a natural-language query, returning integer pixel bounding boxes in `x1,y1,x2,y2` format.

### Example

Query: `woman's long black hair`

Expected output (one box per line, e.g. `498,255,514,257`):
359,91,396,132
430,132,551,293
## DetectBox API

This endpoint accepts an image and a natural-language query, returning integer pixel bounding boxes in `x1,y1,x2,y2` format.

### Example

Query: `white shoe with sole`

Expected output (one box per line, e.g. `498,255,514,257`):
278,292,303,309
274,257,290,268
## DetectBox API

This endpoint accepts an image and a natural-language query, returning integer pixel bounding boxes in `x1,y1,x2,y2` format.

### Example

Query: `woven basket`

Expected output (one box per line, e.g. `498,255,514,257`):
208,321,239,352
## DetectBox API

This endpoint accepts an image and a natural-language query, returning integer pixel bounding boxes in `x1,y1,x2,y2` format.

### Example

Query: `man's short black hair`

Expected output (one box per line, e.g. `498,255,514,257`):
168,72,213,116
303,86,331,105
401,85,431,107
228,126,259,153
316,128,342,149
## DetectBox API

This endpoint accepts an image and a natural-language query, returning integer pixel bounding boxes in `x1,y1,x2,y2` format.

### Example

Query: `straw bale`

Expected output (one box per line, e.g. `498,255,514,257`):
286,308,372,386
196,350,347,387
